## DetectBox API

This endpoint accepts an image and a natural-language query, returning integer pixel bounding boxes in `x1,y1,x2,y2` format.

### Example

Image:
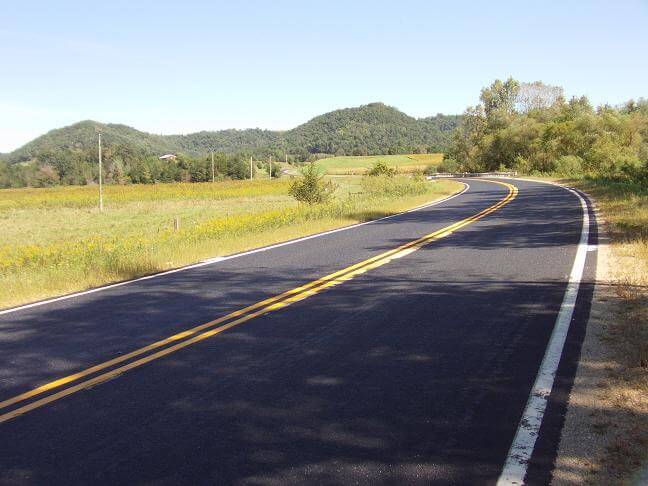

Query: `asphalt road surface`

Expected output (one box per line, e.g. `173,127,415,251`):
0,178,597,485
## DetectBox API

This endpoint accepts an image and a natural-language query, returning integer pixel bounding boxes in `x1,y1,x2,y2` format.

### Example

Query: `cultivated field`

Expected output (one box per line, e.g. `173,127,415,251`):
317,153,443,175
0,176,461,309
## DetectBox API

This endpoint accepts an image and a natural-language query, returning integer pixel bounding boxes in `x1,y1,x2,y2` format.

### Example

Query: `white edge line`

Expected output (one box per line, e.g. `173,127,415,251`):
496,178,592,485
0,183,470,316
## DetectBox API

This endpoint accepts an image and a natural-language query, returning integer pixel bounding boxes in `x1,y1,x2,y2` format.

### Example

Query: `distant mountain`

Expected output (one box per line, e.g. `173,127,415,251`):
4,103,460,164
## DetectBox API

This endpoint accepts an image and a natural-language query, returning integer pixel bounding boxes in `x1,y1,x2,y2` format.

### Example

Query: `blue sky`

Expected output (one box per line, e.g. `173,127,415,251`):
1,0,647,152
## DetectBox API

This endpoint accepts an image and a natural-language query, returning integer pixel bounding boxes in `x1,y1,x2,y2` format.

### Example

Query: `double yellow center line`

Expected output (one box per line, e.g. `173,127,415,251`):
0,179,517,424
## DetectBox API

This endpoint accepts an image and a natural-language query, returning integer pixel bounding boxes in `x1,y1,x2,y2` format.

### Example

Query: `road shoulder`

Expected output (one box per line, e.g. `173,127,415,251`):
552,193,648,485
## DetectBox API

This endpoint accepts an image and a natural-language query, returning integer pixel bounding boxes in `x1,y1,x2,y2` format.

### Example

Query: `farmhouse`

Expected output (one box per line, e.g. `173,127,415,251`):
159,154,177,161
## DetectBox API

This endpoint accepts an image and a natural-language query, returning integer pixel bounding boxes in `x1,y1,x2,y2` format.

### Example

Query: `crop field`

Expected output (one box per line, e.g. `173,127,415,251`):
0,176,461,309
316,153,444,175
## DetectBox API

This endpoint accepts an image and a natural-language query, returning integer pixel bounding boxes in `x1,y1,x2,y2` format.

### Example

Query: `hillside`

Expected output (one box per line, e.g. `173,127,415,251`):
4,103,459,165
286,103,457,155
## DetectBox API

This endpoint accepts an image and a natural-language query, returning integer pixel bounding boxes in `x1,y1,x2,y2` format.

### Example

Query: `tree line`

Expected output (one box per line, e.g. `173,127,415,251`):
0,148,271,188
0,103,460,188
446,78,648,183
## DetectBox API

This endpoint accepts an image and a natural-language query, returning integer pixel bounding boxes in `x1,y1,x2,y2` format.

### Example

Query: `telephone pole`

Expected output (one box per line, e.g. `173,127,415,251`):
211,151,215,183
98,133,103,212
250,156,253,180
269,156,272,179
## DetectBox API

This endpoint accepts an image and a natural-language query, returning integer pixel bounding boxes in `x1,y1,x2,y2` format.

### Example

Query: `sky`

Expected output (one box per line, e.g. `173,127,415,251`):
1,0,647,152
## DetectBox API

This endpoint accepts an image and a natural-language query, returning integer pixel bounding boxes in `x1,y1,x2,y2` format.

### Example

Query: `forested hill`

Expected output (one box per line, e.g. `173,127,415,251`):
286,103,459,156
4,103,460,165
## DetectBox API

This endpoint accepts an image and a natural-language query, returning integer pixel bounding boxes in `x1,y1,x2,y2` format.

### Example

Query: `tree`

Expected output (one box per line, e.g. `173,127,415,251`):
367,160,396,177
445,78,648,182
34,164,60,187
516,81,564,113
480,77,520,118
288,163,336,204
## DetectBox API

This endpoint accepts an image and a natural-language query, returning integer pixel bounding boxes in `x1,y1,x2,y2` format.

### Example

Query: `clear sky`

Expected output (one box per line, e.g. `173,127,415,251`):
1,0,647,152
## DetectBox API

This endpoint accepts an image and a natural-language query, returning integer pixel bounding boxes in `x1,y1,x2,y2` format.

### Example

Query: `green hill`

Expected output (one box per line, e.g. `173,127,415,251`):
287,103,458,156
4,103,459,165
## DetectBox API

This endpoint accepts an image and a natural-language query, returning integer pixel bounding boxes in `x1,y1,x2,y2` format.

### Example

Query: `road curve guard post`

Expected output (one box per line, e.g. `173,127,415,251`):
426,171,518,180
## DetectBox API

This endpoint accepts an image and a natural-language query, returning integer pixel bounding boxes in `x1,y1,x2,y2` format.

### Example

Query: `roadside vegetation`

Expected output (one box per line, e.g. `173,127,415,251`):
0,176,461,309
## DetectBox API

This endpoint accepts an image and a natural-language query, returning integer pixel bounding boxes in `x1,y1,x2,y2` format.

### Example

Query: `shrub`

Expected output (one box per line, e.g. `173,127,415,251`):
361,174,428,198
269,162,281,178
437,158,459,173
424,165,437,175
513,155,532,173
367,160,397,177
288,163,336,204
554,155,584,177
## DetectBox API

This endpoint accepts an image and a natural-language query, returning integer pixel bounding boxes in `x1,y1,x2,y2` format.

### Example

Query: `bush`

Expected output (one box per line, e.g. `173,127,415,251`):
619,159,648,184
513,155,532,173
269,162,281,178
361,174,428,198
367,160,397,177
437,158,459,173
288,163,336,204
424,165,437,175
554,155,584,177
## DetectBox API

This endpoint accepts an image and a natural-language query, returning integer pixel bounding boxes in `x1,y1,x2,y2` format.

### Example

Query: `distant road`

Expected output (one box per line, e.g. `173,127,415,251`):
0,179,596,485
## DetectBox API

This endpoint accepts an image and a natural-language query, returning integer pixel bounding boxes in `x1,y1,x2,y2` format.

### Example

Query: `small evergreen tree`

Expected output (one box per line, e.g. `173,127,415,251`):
288,163,336,204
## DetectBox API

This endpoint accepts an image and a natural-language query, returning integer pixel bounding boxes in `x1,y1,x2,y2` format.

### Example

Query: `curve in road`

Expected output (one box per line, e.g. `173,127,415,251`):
0,178,596,485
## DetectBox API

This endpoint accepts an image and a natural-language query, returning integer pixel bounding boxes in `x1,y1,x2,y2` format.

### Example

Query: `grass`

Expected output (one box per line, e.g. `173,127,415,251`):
316,153,443,175
0,177,462,310
0,179,290,210
568,178,647,367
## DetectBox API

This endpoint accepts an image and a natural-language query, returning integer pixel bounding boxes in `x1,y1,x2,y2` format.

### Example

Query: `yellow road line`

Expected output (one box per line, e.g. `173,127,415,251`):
0,179,517,424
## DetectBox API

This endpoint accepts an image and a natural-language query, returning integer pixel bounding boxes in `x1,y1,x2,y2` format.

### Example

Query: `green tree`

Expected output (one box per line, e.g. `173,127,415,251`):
288,163,336,204
367,160,396,177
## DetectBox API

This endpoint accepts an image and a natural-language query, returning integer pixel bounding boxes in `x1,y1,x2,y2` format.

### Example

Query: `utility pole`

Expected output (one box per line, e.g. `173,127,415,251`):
269,156,272,179
285,153,288,164
211,151,215,183
250,156,253,180
98,133,103,212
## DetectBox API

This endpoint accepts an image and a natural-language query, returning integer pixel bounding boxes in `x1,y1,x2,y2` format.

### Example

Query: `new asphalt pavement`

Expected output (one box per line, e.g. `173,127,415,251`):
0,178,597,485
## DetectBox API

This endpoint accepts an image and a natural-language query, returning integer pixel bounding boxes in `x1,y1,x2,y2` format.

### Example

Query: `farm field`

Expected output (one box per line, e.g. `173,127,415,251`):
316,153,444,174
0,176,462,309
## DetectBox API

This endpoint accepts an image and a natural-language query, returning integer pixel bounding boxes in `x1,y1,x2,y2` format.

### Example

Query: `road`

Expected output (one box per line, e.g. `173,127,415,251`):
0,178,597,485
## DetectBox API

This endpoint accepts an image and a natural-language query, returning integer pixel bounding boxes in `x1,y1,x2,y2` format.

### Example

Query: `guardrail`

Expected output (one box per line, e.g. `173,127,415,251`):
427,171,517,179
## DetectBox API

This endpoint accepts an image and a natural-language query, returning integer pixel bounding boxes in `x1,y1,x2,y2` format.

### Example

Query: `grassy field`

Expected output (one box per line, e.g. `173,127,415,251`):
316,153,443,175
0,176,462,309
